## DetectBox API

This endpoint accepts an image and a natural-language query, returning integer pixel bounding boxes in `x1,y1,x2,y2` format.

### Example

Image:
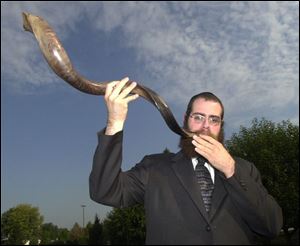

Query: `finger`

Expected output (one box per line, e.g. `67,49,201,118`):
110,77,129,98
194,146,210,159
105,81,119,98
198,134,218,144
194,140,212,155
192,139,212,153
124,94,139,103
193,135,214,150
118,81,137,99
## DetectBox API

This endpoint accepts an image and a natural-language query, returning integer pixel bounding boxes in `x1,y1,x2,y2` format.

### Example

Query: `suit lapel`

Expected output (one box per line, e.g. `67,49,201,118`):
171,151,210,223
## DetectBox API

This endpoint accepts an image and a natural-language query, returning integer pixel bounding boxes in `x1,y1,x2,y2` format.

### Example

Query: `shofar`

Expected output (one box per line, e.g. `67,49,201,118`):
22,12,192,138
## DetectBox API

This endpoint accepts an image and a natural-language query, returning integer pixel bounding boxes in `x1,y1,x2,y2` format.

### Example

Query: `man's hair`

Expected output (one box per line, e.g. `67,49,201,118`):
183,92,224,129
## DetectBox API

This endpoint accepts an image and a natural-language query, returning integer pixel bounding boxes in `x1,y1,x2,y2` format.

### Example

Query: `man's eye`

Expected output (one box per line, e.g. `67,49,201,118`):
194,116,203,120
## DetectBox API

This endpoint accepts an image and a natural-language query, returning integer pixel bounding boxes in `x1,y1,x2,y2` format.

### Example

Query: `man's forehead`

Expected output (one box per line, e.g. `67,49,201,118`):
191,99,222,117
192,98,221,108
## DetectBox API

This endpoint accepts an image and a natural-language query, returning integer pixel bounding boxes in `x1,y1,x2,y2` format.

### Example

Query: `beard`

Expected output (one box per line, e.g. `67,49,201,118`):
178,128,224,159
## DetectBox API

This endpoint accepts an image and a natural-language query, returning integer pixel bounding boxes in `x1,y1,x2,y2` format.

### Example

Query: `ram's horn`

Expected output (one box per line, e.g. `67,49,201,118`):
22,12,191,138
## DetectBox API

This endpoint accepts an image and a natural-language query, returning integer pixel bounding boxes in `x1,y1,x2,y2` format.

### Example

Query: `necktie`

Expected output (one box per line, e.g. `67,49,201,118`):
195,157,214,212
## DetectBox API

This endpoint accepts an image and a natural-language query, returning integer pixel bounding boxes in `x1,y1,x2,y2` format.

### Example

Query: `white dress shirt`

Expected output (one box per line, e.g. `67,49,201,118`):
192,157,215,184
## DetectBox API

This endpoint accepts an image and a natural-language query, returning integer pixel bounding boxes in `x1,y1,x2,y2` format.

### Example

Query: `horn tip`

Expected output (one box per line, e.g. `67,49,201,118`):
22,12,33,33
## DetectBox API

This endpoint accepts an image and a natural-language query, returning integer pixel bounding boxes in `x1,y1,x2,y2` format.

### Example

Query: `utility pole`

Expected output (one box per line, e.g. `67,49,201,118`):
81,204,86,229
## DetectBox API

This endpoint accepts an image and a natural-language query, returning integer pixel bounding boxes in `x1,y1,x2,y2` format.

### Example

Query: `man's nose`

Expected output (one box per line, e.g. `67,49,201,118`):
202,118,210,128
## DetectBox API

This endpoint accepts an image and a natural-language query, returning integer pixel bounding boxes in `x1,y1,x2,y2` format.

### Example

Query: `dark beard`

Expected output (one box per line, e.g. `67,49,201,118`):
178,128,224,159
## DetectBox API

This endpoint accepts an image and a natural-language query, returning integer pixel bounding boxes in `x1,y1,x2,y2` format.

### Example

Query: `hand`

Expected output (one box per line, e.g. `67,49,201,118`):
104,77,139,135
192,134,235,178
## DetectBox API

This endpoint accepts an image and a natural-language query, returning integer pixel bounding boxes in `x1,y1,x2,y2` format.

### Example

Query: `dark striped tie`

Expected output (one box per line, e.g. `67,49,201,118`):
195,157,214,212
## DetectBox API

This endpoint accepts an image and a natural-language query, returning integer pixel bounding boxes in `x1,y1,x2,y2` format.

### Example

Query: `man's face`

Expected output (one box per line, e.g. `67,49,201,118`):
187,98,222,139
179,98,223,158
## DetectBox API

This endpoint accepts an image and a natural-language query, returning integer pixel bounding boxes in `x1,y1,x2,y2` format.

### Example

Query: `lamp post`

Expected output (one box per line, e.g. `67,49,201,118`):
81,205,86,229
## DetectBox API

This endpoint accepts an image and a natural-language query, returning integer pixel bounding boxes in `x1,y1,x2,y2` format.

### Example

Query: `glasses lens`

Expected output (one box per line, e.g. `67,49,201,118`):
209,116,221,125
191,114,221,125
191,114,205,123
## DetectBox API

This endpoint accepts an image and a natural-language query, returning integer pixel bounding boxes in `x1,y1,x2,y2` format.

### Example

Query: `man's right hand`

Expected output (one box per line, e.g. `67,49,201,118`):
104,77,139,135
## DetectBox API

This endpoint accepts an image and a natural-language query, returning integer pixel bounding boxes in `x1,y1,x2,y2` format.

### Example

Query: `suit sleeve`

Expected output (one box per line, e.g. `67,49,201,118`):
223,157,283,238
89,129,148,208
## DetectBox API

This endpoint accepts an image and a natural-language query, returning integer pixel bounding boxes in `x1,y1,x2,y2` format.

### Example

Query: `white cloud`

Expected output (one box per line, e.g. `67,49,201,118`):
2,1,299,125
111,1,299,125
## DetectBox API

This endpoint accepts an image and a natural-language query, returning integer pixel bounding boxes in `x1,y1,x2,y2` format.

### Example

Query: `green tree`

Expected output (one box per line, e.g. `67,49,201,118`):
88,214,103,245
102,204,146,245
163,147,171,154
1,204,44,245
56,228,70,245
226,118,299,244
40,223,70,245
40,222,59,244
69,222,84,244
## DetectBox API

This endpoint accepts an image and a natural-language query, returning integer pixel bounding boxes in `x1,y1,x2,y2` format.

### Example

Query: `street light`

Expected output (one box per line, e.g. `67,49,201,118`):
81,205,86,228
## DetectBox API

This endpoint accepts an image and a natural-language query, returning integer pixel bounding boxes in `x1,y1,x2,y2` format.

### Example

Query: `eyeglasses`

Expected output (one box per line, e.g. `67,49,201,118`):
189,113,222,126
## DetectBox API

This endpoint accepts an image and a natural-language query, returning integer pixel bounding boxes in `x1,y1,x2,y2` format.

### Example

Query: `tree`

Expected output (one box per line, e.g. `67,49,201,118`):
102,204,146,245
88,214,103,245
163,148,171,154
226,118,299,244
69,222,84,244
1,204,44,245
40,222,59,244
40,222,70,245
56,228,70,245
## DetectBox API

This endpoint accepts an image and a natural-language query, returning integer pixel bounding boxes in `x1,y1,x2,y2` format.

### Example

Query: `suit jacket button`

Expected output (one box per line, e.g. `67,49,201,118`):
206,226,211,231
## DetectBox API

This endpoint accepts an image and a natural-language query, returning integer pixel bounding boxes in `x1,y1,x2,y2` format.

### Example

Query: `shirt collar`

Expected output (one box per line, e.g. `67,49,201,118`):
191,157,215,183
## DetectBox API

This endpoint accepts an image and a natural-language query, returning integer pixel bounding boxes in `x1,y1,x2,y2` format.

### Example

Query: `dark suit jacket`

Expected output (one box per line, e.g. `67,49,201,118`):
89,130,283,245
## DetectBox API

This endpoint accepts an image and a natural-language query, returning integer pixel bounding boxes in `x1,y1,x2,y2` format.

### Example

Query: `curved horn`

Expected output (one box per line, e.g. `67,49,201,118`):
22,12,192,138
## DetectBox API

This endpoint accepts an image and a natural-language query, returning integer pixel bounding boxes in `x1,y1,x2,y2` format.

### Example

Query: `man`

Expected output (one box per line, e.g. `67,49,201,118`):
89,77,283,245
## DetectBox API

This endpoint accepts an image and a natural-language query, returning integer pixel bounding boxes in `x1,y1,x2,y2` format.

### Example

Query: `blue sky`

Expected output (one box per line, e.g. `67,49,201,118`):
1,1,299,229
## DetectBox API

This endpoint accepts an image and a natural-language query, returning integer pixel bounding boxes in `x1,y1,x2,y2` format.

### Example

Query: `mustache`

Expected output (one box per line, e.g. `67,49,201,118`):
184,129,218,140
178,129,219,159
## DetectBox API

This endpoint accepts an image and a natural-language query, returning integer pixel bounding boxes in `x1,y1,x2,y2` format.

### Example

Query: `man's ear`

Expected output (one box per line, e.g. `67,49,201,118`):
183,113,187,123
